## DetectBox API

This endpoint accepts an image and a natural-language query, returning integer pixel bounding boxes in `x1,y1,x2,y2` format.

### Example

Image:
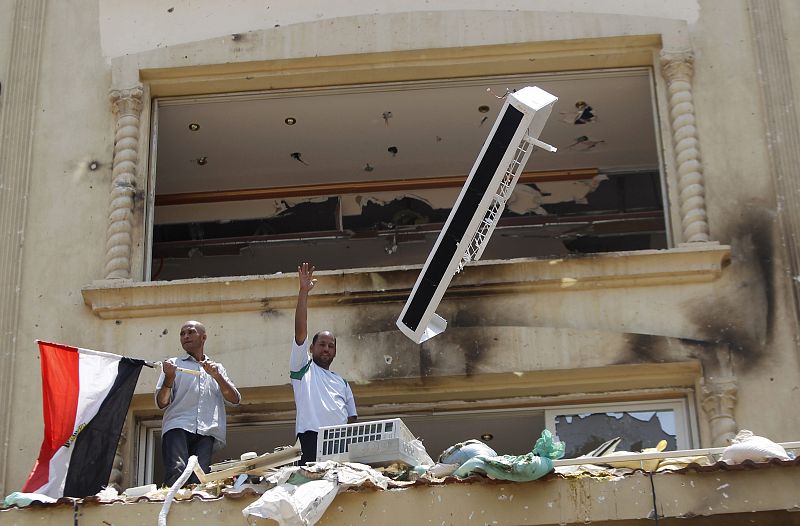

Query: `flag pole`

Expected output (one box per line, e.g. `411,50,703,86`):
144,361,201,376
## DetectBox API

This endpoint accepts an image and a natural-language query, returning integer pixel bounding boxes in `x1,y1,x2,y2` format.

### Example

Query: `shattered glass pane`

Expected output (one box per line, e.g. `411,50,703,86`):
554,410,678,458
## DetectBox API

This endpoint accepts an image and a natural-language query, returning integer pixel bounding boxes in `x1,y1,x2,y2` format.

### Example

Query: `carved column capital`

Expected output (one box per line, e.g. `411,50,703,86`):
659,49,710,243
105,85,144,279
109,86,144,116
660,51,695,83
700,376,738,446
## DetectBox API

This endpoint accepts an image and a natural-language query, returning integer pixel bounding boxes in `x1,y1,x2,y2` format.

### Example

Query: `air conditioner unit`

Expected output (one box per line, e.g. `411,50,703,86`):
397,86,558,343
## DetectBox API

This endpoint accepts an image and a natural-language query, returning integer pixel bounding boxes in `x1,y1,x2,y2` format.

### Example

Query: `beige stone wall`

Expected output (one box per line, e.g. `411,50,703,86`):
0,1,14,79
3,0,800,496
686,0,800,438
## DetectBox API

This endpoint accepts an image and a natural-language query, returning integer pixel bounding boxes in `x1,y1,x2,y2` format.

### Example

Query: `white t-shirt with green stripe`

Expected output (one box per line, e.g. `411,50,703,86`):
290,338,357,435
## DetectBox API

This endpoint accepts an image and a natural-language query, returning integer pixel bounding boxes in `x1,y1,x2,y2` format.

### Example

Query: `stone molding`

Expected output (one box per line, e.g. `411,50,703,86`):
660,51,710,243
0,0,47,496
82,244,730,319
747,0,800,336
105,86,144,279
700,376,738,447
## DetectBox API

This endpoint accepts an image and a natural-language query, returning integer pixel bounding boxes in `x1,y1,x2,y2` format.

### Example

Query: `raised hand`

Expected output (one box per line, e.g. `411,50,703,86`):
298,262,317,293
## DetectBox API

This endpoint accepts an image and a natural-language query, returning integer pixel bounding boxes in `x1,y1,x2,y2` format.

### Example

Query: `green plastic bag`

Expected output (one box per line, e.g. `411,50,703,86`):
452,430,565,482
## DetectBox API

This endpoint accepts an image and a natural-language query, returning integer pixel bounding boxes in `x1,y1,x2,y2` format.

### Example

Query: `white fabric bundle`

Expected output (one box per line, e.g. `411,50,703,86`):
721,430,790,463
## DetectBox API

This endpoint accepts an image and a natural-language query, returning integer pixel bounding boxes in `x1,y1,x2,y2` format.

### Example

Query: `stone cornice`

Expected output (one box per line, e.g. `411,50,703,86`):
113,34,663,97
82,244,730,319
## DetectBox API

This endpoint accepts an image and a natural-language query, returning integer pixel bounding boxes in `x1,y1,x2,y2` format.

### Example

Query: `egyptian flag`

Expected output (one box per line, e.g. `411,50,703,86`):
22,341,144,498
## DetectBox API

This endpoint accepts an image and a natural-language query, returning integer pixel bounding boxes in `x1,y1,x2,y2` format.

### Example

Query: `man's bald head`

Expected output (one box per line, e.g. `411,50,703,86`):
180,320,207,358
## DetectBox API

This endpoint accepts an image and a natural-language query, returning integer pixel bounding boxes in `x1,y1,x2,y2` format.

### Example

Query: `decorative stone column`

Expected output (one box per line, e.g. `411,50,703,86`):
105,87,144,279
660,51,710,244
700,376,738,446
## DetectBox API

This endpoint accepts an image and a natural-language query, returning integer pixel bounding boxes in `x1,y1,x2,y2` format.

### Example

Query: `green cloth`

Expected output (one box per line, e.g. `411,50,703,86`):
452,430,565,482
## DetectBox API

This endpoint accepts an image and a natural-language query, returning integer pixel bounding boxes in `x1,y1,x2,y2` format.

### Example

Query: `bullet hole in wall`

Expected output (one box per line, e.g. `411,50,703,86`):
291,152,308,165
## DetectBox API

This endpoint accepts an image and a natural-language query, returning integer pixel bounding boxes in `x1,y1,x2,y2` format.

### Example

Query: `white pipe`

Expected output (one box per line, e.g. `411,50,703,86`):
158,455,198,526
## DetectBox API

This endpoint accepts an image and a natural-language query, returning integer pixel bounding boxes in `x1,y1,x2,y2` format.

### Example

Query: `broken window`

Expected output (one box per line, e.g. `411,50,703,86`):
545,400,694,458
148,68,666,280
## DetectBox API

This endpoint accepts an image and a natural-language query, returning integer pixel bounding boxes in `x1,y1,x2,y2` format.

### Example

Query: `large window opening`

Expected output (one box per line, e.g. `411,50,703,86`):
136,399,693,485
148,69,666,281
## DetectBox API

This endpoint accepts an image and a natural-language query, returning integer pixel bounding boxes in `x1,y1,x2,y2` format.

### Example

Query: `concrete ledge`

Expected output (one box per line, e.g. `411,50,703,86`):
81,244,730,319
2,459,798,526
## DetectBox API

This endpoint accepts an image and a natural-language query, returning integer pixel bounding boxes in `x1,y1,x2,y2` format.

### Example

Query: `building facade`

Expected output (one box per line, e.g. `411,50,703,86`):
2,0,800,520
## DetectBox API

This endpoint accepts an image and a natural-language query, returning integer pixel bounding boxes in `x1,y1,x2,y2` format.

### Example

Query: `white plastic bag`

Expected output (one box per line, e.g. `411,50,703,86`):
242,480,338,526
721,430,790,464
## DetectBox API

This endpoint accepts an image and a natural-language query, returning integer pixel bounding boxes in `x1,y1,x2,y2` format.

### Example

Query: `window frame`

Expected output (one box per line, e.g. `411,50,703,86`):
143,68,671,281
544,397,699,453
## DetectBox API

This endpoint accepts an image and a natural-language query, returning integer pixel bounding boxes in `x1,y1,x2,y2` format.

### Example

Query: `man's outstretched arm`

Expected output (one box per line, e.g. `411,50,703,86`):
295,262,317,346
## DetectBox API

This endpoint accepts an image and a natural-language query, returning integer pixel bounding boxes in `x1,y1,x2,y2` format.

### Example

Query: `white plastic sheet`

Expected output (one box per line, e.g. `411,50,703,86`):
242,480,338,526
242,462,390,526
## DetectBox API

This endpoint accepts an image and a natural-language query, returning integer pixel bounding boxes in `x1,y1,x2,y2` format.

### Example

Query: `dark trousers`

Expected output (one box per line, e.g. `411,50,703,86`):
297,431,318,465
162,428,215,487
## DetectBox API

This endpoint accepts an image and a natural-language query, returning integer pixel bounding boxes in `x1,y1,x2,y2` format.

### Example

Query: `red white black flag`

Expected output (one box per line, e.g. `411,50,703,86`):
22,341,144,498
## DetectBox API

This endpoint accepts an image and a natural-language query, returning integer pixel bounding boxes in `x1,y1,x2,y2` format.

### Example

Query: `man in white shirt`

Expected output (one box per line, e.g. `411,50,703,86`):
291,262,357,465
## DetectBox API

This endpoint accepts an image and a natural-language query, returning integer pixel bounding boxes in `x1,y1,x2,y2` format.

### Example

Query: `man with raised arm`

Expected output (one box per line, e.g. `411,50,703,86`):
291,262,357,465
155,320,241,486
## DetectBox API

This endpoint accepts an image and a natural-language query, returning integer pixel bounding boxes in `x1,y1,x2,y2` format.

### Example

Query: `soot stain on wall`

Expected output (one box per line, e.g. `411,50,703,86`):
687,207,776,367
463,339,484,376
623,333,667,363
620,333,730,374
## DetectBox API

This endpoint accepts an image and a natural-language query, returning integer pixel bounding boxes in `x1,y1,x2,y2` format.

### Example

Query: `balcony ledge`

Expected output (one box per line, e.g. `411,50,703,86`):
82,243,730,320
